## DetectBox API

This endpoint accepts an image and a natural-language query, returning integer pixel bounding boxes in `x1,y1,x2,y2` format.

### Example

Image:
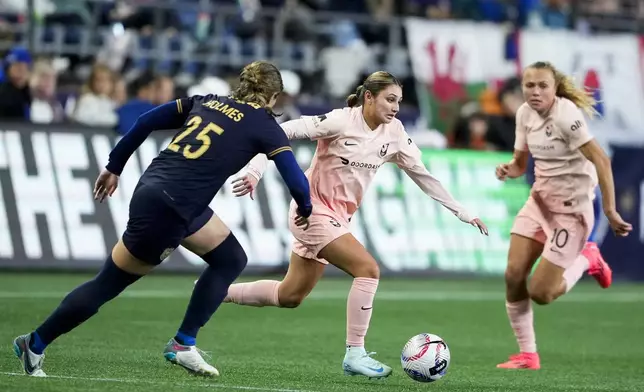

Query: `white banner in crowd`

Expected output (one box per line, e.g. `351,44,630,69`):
519,30,644,136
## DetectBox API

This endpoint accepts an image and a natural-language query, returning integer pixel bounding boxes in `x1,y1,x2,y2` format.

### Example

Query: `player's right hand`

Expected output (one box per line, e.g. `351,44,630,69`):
94,168,119,203
232,174,259,200
495,163,510,181
605,210,633,237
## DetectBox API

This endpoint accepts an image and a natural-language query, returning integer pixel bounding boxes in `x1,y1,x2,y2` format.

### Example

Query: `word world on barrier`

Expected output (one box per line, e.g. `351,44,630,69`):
0,123,531,275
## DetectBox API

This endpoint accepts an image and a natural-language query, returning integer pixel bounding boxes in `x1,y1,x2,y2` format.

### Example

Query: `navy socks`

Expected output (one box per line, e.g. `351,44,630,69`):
175,234,247,345
30,256,141,354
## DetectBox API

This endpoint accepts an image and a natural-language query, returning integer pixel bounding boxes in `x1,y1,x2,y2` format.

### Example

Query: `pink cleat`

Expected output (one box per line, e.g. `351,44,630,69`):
496,352,540,370
583,242,612,289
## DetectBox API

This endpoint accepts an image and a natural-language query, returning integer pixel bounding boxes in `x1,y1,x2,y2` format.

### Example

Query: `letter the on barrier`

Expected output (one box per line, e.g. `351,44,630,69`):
4,131,70,259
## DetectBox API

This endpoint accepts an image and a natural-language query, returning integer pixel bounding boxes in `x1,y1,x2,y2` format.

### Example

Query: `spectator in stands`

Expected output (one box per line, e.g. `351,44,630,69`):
29,60,64,124
579,0,620,15
71,63,118,128
153,74,175,105
0,46,32,120
275,70,302,124
115,72,156,134
449,76,522,151
405,0,451,19
526,0,572,29
485,77,523,151
112,75,127,107
277,0,316,43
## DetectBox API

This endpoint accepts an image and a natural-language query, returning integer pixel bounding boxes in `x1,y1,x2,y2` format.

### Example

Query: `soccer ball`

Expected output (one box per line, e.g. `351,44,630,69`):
401,333,450,383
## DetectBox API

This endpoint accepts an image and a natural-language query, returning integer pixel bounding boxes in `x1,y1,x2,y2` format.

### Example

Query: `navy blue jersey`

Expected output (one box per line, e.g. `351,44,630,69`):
140,95,292,221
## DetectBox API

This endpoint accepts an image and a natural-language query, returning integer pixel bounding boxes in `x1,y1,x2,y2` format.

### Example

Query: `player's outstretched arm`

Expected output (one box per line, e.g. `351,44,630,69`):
279,110,343,141
393,134,488,235
105,99,191,175
579,140,632,237
233,110,346,197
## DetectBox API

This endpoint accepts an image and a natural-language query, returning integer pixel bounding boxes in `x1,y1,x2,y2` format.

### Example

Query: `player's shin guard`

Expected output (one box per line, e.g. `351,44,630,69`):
31,256,142,353
346,278,379,347
505,299,536,353
176,234,247,344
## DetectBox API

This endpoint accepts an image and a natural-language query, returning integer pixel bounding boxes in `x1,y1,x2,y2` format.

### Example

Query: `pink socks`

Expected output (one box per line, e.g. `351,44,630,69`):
346,278,379,347
563,254,590,293
506,299,537,353
224,280,281,307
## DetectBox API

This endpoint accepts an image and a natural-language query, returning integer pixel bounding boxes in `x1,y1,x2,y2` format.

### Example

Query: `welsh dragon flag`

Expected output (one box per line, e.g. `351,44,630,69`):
404,18,514,133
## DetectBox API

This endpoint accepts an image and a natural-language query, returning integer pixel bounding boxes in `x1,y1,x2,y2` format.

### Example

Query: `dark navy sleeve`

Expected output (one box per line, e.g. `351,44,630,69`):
273,151,312,217
254,117,294,159
255,119,312,217
105,98,195,175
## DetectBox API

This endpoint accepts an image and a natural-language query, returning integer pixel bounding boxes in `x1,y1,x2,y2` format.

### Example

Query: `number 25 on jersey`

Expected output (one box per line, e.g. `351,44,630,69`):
167,115,224,159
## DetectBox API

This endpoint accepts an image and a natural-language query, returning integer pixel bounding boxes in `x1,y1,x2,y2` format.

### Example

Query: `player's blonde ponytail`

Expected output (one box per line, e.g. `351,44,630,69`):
345,71,402,107
529,61,599,119
230,61,284,117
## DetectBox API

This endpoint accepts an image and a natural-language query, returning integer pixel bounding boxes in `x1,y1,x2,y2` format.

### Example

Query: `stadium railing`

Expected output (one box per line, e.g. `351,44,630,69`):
4,1,409,77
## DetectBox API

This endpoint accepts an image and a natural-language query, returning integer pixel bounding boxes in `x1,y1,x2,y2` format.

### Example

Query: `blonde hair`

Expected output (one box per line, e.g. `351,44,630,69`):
30,60,56,89
346,71,402,107
527,61,599,118
83,63,114,95
230,61,283,117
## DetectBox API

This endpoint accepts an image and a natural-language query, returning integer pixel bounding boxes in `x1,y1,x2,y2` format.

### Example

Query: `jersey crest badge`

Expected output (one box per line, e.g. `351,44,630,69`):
379,143,390,158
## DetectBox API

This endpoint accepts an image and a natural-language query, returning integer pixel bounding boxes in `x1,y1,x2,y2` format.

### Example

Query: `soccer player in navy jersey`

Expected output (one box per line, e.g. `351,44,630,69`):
13,61,312,377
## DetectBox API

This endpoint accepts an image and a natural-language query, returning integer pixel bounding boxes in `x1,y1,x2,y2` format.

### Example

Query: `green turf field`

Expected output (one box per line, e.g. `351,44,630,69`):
1,273,643,392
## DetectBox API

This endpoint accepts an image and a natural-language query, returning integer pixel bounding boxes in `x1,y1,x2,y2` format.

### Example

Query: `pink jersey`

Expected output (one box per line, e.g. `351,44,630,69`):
514,97,597,214
245,106,473,224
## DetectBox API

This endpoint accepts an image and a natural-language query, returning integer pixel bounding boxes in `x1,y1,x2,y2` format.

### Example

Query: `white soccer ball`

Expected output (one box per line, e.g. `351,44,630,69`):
401,333,450,383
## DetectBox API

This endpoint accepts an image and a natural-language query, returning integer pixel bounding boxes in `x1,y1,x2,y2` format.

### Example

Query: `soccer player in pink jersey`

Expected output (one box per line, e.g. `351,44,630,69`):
225,71,488,379
495,61,632,370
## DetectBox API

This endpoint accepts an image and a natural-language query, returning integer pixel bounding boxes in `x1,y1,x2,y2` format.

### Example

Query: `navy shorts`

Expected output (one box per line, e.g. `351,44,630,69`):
122,183,214,265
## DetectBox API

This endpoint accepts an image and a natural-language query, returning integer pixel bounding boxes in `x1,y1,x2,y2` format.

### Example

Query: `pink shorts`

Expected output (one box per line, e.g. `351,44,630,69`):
288,201,350,264
510,196,594,269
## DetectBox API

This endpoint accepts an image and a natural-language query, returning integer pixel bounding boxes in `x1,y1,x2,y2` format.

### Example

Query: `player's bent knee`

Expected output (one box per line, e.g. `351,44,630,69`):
529,287,556,305
351,261,380,279
504,265,526,286
278,291,307,308
202,233,248,275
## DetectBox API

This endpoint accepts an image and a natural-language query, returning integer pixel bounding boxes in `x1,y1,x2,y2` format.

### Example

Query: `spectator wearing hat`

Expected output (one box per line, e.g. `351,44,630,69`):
0,46,32,120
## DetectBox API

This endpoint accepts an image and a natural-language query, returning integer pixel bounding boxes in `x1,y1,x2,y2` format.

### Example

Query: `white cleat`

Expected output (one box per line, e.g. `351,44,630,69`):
342,346,392,379
163,338,219,377
13,334,46,377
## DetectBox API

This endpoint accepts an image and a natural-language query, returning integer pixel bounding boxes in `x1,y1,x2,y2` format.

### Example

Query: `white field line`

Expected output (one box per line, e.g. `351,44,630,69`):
0,372,317,392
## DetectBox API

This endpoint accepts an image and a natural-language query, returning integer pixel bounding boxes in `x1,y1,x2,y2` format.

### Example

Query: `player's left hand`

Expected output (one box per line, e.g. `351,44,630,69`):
294,214,310,230
232,174,258,200
470,218,488,236
605,210,632,237
94,168,119,203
